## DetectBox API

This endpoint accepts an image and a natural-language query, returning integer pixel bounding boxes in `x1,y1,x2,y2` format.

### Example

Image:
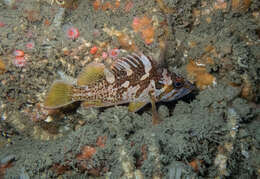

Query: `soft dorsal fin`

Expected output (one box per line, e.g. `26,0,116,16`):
77,62,105,86
44,80,74,109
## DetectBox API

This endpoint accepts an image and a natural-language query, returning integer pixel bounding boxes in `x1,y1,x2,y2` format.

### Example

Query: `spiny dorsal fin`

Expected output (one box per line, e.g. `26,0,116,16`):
111,53,154,77
77,62,105,86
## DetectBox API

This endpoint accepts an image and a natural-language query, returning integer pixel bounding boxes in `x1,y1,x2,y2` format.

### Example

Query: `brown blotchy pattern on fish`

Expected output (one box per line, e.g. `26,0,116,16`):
113,54,153,100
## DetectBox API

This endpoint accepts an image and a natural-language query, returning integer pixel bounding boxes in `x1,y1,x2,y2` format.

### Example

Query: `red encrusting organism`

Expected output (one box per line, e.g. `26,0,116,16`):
26,41,35,49
0,21,5,27
108,48,120,58
66,26,80,40
90,46,98,55
132,16,155,45
13,50,24,57
102,52,108,59
13,56,26,67
13,50,26,67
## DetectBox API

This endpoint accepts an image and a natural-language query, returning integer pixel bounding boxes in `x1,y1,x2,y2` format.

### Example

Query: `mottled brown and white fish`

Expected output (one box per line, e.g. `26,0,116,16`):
44,53,194,124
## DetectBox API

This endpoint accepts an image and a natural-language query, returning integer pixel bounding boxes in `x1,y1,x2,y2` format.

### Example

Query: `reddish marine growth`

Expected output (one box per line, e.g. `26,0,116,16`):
102,52,108,59
108,48,120,58
132,16,155,44
13,50,26,67
90,46,98,55
77,146,97,160
26,41,35,49
13,56,26,67
124,1,134,12
66,27,79,40
13,50,24,57
0,21,5,27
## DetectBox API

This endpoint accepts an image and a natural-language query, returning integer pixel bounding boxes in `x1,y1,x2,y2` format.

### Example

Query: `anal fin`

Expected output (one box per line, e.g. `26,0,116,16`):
128,102,147,112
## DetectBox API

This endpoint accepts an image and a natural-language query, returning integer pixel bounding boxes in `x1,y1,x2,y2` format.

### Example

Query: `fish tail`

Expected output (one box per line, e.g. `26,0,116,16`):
44,80,74,109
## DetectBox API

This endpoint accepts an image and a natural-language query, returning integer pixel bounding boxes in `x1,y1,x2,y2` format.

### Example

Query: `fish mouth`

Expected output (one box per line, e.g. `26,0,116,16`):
161,81,195,102
175,81,195,99
182,81,195,95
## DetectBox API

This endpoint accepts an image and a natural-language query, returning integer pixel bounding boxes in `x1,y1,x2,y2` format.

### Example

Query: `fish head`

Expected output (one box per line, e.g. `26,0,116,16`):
157,69,194,102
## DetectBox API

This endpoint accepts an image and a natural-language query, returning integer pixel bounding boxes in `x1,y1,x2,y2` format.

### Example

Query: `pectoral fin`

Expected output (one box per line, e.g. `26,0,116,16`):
149,92,161,125
151,98,160,125
77,62,105,86
128,102,147,112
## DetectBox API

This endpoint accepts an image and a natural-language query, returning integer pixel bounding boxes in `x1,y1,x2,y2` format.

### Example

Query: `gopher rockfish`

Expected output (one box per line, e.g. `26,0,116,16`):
44,53,194,124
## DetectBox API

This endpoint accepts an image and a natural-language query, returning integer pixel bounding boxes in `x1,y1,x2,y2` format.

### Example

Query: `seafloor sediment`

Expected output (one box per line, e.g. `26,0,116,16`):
0,0,259,178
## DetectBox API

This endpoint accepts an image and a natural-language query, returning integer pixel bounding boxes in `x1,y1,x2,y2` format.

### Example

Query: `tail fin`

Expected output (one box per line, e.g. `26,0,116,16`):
44,80,74,109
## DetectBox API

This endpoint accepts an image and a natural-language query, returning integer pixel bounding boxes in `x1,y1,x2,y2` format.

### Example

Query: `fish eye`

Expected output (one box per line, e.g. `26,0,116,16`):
56,0,65,5
174,81,183,88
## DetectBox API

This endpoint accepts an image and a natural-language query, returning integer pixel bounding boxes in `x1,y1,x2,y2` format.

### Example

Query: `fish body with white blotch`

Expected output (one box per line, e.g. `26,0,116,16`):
44,53,194,121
